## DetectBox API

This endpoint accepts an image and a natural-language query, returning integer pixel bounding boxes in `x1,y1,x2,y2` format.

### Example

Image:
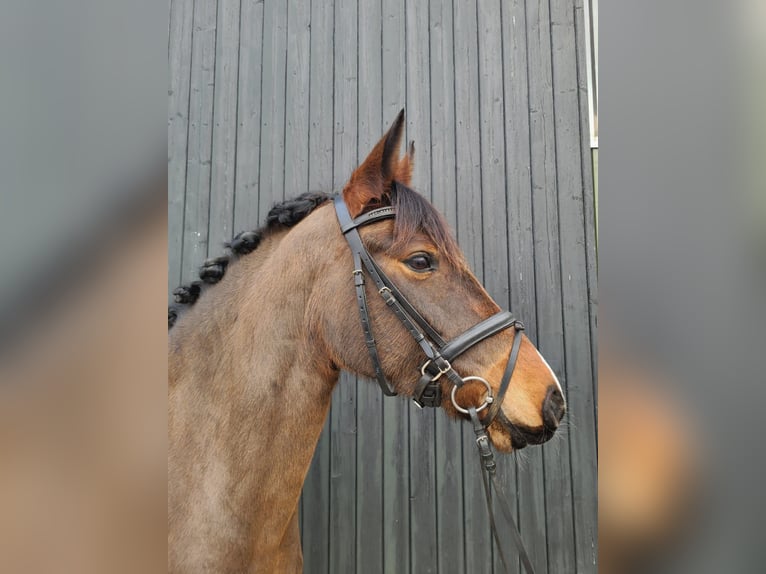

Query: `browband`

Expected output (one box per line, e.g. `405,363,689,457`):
340,206,396,233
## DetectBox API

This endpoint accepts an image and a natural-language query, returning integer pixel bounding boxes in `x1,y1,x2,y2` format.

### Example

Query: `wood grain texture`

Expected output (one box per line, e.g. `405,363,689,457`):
501,0,549,570
300,0,334,553
525,0,579,571
258,0,288,217
328,2,359,572
380,1,412,571
404,1,439,573
549,0,598,570
168,0,194,293
233,0,265,234
168,0,597,571
284,0,312,199
181,0,217,283
453,1,494,571
355,1,384,572
428,2,465,573
208,0,240,254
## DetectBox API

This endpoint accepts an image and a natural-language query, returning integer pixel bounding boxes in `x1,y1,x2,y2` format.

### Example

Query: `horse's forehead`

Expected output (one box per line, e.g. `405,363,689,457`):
362,221,437,252
361,220,394,244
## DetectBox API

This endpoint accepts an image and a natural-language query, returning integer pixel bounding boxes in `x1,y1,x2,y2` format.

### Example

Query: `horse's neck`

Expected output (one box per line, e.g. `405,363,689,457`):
168,230,338,568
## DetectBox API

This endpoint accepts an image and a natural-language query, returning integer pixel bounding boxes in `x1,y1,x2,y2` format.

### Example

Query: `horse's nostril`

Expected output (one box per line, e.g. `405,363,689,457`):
542,385,566,430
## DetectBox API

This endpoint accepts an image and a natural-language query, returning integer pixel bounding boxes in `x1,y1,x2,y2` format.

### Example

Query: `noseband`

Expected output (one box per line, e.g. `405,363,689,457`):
334,192,536,574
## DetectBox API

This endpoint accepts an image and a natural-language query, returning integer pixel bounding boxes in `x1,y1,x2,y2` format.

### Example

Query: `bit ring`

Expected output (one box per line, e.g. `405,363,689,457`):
451,376,494,414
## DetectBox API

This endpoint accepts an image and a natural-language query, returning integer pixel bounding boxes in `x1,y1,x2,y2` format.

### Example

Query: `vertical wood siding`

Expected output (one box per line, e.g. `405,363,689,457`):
168,0,597,572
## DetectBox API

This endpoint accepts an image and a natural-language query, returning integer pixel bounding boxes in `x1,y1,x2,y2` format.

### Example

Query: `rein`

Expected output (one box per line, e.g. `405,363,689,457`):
334,192,537,574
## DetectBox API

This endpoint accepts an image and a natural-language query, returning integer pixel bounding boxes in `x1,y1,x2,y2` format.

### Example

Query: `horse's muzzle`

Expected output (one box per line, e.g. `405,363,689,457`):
499,385,565,449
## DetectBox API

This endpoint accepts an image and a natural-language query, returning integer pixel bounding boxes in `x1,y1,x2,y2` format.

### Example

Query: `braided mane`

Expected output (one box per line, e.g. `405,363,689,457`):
168,192,331,329
169,184,459,329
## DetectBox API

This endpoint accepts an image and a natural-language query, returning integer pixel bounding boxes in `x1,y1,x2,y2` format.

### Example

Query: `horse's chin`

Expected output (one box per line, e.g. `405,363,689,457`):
488,413,557,453
486,424,516,453
486,423,531,453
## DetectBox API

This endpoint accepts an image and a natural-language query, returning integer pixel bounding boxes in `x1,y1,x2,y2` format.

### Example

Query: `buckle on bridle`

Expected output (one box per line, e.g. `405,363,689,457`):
378,286,396,305
420,358,452,382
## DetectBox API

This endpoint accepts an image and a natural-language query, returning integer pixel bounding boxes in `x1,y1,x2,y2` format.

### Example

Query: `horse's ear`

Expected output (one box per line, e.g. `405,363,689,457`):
343,109,405,217
394,140,415,186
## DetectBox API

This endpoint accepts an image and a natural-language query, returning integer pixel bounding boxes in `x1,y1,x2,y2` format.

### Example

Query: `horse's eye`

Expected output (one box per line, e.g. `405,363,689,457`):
405,254,434,272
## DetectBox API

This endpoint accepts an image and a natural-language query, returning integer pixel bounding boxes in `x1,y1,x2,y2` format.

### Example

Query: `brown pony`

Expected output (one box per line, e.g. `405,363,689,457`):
168,112,565,573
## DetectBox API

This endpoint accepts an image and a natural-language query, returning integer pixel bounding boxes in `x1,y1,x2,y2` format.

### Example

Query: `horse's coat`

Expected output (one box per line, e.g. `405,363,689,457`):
168,112,563,573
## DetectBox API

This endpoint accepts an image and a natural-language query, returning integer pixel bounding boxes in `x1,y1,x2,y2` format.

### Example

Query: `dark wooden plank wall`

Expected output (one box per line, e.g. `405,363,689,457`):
167,0,598,572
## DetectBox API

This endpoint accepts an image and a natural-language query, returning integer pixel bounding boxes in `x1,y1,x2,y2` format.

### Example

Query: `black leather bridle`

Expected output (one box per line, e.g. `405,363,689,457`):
334,191,537,574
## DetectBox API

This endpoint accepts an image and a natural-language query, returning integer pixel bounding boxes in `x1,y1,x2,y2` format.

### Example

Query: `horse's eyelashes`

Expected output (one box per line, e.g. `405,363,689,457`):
405,254,434,272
